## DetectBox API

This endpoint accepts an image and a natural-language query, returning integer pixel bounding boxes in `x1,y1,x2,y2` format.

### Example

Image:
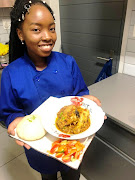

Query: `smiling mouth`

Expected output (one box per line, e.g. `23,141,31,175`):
38,44,53,52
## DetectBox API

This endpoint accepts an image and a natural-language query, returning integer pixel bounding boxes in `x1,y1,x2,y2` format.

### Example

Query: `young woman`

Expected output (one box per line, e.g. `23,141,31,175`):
0,0,101,179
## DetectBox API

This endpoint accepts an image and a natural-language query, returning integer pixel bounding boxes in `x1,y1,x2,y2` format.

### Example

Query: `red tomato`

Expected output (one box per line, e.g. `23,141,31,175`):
71,96,79,100
50,144,59,154
59,134,71,138
74,151,81,159
55,153,64,158
78,102,83,106
72,102,77,106
64,148,71,155
68,149,76,156
71,96,83,106
71,98,78,103
62,155,71,163
68,140,77,146
71,97,78,102
52,140,61,147
80,97,84,102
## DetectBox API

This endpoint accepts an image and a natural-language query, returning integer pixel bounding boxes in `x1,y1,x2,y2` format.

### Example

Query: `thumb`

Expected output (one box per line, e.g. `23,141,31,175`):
7,117,24,135
8,122,16,136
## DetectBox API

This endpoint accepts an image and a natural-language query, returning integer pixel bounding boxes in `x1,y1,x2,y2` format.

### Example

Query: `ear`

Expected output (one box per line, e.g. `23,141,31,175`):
16,28,24,41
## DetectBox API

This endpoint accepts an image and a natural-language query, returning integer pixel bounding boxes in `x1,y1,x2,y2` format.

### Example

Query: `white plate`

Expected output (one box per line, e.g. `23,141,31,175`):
41,96,105,139
10,96,100,169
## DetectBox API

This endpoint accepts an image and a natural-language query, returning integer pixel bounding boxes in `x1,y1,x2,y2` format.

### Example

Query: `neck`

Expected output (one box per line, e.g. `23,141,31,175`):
26,51,48,71
35,60,47,71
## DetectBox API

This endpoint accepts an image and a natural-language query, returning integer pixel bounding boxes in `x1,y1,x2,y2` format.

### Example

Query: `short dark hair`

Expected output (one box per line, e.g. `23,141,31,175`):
9,0,55,63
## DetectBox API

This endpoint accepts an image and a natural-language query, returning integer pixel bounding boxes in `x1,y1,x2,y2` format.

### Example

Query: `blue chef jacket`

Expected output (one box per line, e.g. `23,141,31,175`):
0,51,89,173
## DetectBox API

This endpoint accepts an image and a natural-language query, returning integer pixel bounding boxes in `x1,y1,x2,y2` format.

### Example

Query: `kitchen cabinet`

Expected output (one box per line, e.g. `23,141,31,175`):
59,0,127,86
81,73,135,180
81,123,135,180
0,0,14,7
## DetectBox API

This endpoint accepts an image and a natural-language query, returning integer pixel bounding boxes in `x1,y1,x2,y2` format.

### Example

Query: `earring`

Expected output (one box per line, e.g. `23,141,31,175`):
21,40,24,45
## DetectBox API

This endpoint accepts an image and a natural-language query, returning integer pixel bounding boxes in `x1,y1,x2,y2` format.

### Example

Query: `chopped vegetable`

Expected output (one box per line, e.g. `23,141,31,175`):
60,140,68,145
50,144,59,154
71,96,84,106
59,134,71,138
48,139,85,163
62,155,71,162
55,153,64,158
28,115,36,122
56,145,67,153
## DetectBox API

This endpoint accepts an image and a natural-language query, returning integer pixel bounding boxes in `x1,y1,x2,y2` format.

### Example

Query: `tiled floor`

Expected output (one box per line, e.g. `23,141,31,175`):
0,125,87,180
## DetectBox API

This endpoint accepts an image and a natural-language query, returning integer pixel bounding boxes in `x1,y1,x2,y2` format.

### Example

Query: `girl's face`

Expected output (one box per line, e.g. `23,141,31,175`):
17,4,57,62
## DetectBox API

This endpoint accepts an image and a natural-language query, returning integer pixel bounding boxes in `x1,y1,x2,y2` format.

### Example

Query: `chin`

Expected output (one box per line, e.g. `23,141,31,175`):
44,52,52,57
39,51,51,58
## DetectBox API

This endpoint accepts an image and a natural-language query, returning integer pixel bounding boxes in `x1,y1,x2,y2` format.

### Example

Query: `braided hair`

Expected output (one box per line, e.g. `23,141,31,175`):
9,0,55,63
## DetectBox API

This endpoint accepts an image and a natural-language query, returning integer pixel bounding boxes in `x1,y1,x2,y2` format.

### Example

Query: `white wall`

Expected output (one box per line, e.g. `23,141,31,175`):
119,0,135,76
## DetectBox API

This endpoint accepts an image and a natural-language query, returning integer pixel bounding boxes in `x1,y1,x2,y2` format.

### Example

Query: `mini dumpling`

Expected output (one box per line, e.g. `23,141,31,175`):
16,115,46,141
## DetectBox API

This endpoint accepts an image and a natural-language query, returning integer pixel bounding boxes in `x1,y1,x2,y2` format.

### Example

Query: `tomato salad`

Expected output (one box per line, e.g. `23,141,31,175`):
71,96,84,106
48,139,85,163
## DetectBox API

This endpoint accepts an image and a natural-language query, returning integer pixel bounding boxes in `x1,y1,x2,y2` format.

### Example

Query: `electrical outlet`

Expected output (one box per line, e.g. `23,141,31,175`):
2,19,11,30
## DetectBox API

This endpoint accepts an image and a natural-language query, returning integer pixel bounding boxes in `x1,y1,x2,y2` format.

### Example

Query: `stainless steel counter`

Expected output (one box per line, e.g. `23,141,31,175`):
88,73,135,134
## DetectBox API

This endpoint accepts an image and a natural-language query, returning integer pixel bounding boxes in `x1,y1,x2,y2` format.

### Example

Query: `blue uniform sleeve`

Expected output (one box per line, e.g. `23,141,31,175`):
69,56,89,96
0,69,25,127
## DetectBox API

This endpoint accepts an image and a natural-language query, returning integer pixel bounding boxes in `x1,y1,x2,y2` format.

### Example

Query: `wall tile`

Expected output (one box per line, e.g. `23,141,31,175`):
0,26,9,34
126,39,135,52
125,52,135,65
0,33,9,43
130,10,135,25
0,25,3,34
123,63,135,76
128,26,135,39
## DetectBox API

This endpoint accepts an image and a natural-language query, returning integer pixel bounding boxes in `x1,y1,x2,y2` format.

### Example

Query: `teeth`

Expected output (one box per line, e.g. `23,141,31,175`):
39,44,52,51
40,45,51,47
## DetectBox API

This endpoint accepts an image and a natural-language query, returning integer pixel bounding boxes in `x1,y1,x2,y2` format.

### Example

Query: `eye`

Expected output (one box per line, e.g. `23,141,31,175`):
50,27,55,32
32,28,40,32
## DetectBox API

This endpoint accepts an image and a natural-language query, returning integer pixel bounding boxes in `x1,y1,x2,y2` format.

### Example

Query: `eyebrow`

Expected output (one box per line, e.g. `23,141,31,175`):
29,22,55,26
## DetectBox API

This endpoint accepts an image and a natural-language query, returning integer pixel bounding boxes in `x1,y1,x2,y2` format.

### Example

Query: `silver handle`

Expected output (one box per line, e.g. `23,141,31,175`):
97,57,113,61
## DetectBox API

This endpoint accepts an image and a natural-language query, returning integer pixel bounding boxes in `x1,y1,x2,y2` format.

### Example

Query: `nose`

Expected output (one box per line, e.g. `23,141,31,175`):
41,30,51,41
